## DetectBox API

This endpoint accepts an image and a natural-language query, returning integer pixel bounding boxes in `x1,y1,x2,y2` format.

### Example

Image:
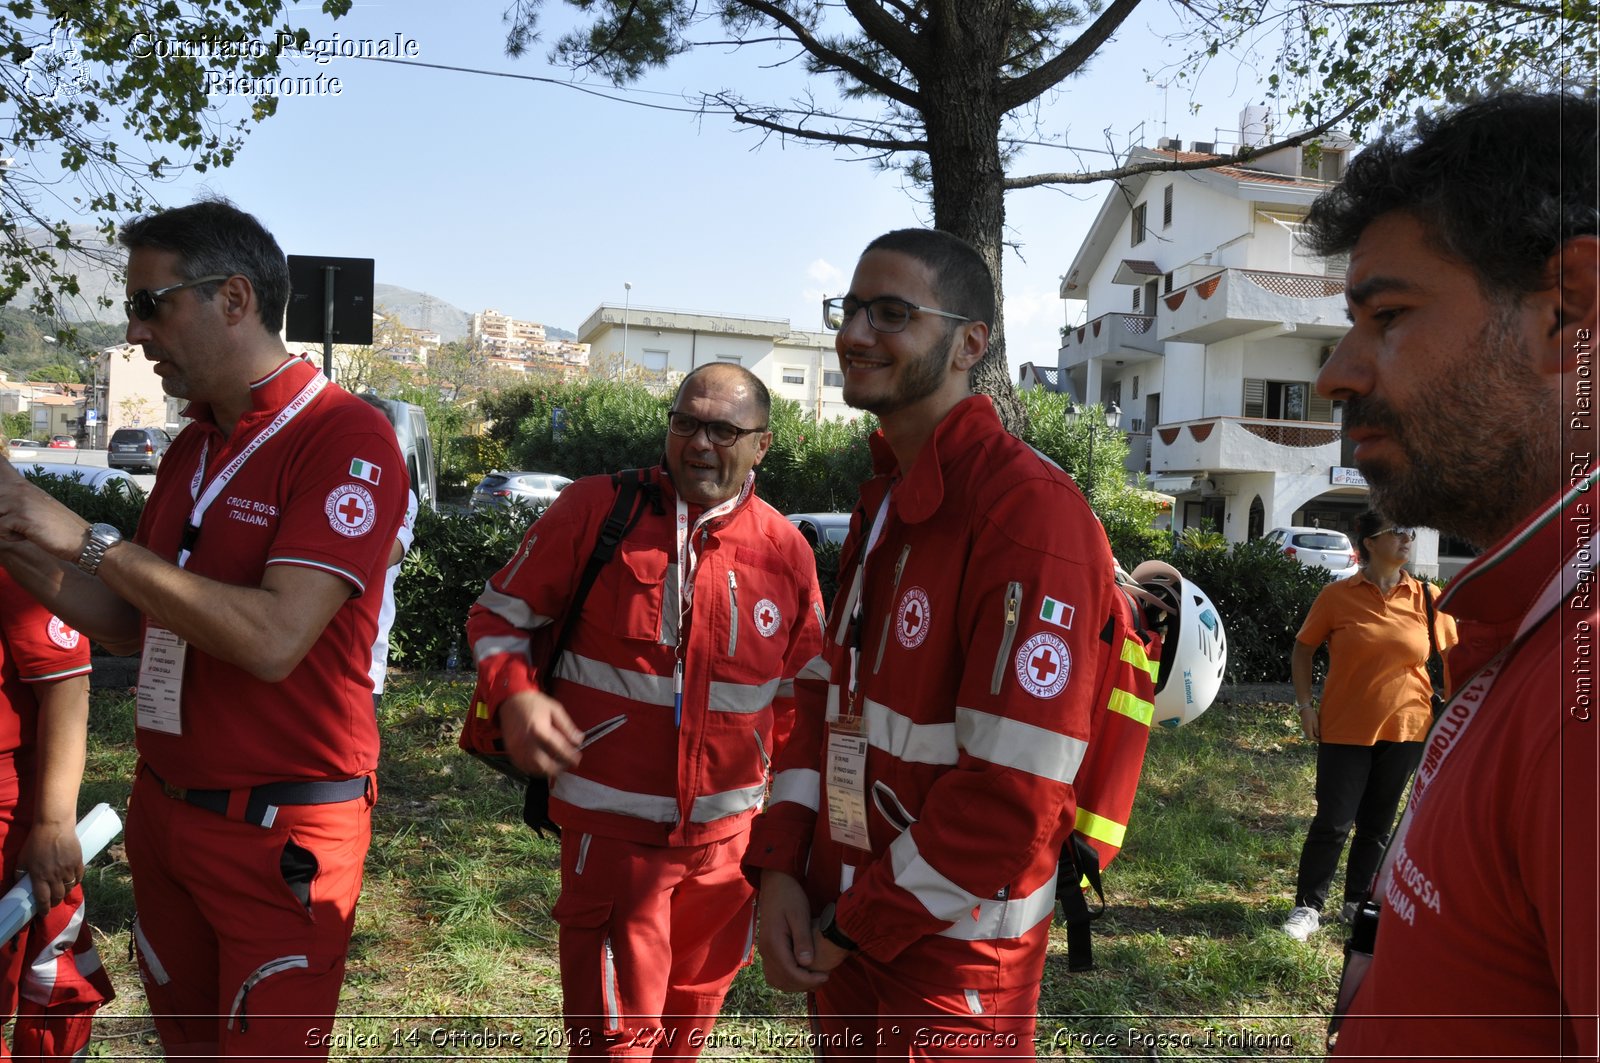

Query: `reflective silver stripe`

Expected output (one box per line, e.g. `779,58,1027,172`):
710,677,781,714
576,833,592,876
769,768,821,812
888,829,979,923
553,773,678,823
888,831,1060,942
955,706,1089,784
937,873,1059,942
472,634,530,662
476,583,555,630
865,697,958,765
229,955,309,1030
777,678,795,699
833,568,863,644
602,938,622,1031
691,783,765,822
554,653,675,706
660,563,680,646
799,653,832,683
965,989,984,1015
132,917,169,986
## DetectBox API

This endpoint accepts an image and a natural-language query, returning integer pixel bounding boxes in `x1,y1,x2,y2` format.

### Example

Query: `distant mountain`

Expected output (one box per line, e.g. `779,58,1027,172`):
372,285,472,342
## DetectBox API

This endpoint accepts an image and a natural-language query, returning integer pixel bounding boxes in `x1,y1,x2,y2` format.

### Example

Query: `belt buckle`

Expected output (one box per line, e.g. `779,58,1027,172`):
162,781,187,801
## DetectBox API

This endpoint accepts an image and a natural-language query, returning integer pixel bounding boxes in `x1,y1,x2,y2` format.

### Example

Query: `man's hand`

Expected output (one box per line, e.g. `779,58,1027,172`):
499,690,584,776
1298,705,1320,742
17,820,83,910
757,870,831,992
0,458,90,559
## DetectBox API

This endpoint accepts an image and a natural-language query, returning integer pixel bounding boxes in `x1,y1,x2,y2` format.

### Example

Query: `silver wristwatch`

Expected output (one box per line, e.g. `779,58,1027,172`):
77,523,123,576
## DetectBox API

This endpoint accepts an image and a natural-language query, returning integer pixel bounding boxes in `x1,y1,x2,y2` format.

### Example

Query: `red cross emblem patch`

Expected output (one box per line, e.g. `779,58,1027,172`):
1013,631,1071,698
754,598,781,637
324,483,377,538
46,616,80,650
896,586,931,649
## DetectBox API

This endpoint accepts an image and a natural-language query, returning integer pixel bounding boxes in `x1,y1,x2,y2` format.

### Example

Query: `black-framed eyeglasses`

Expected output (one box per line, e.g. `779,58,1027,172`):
124,274,232,321
1373,526,1416,541
822,295,971,334
667,411,767,448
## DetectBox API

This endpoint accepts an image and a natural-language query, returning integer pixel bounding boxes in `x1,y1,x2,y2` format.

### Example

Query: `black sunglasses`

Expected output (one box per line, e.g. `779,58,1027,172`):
125,274,231,321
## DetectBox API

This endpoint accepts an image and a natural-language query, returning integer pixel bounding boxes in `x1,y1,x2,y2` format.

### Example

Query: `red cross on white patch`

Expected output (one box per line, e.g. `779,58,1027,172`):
896,586,931,649
46,616,80,650
1013,631,1071,698
754,598,781,637
324,483,377,538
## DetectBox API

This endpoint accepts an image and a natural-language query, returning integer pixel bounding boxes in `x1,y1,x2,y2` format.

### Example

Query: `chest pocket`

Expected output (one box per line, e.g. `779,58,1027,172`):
731,546,794,649
606,542,669,643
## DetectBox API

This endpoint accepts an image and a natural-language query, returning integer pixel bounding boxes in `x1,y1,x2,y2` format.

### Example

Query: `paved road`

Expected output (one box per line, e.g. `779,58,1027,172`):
9,446,157,491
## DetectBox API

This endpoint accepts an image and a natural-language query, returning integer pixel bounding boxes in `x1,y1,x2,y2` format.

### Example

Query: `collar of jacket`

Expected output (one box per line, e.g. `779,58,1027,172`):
867,394,999,525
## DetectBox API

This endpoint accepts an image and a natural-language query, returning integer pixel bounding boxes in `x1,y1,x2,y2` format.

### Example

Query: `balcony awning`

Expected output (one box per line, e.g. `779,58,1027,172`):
1147,475,1200,494
1113,259,1164,285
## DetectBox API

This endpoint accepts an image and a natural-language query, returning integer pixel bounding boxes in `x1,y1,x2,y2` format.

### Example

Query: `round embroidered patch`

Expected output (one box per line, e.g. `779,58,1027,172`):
1014,632,1071,698
325,483,377,538
46,616,79,650
754,598,781,637
896,586,931,649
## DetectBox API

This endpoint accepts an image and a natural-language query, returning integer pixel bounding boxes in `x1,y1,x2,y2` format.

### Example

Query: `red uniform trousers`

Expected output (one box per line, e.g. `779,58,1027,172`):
126,767,374,1061
809,939,1046,1061
0,772,114,1061
553,831,755,1061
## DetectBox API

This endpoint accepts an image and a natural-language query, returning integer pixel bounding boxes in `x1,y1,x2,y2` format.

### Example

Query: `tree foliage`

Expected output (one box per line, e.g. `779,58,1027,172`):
0,0,352,328
501,0,1592,428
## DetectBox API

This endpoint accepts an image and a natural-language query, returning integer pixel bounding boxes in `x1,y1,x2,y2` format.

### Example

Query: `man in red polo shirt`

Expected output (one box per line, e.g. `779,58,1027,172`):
0,199,405,1059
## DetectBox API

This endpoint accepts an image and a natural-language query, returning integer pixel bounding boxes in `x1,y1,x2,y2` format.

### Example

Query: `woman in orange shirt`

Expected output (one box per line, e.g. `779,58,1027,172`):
1281,510,1456,941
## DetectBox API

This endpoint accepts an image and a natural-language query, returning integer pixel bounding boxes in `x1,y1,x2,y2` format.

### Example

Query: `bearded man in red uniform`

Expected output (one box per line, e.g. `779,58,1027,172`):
0,200,406,1059
1309,93,1598,1060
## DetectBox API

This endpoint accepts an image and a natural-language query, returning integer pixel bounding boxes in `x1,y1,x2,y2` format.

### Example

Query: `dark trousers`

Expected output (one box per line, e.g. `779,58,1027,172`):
1293,740,1423,910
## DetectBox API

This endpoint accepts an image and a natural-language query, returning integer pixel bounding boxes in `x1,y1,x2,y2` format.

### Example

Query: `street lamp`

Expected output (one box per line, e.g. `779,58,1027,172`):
621,281,632,379
1066,400,1122,497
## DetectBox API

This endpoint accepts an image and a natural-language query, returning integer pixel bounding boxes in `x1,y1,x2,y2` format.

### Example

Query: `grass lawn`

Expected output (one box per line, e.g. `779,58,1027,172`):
76,675,1347,1059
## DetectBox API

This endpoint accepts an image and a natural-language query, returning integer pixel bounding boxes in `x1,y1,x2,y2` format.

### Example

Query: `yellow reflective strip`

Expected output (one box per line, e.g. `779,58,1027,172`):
475,701,490,720
1074,807,1127,848
1122,637,1160,680
1107,687,1155,726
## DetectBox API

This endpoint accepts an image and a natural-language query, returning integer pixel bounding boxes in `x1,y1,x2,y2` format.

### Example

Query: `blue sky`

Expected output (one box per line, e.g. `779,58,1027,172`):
123,1,1281,373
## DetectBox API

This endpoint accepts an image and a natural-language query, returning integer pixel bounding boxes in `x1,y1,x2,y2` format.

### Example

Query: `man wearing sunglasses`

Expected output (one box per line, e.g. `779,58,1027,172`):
1310,94,1597,1059
467,362,823,1058
0,199,407,1060
746,230,1125,1056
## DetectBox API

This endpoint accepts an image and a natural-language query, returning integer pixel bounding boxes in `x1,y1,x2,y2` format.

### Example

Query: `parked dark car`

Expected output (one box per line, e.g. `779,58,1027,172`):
107,426,173,473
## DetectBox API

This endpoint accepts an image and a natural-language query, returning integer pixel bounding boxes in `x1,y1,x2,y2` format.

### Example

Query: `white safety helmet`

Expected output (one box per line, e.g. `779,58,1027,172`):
1126,560,1227,728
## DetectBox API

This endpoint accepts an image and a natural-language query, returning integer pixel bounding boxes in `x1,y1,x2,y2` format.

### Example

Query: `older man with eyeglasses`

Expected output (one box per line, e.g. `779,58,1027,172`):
466,362,823,1059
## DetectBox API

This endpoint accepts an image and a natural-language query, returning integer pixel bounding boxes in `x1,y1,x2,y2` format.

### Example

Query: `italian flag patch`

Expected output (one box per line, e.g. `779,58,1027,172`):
349,458,382,485
1039,596,1075,630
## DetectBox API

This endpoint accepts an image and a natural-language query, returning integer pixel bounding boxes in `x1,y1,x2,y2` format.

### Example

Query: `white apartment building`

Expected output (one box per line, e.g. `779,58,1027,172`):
577,304,856,422
1054,125,1448,576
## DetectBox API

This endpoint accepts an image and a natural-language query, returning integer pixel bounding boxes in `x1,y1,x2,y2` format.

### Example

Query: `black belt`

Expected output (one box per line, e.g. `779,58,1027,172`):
143,764,370,828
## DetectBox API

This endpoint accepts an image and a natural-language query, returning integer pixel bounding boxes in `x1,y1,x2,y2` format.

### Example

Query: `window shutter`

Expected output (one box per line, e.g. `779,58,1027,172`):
1309,392,1334,422
1242,379,1265,419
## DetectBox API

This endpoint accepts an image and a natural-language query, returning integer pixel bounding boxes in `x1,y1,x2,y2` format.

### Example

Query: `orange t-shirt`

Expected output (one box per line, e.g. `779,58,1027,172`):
1296,571,1458,745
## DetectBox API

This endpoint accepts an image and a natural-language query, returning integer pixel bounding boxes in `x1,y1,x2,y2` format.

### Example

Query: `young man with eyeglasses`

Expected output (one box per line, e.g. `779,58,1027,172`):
467,362,823,1059
0,199,406,1059
1308,93,1597,1058
746,229,1125,1057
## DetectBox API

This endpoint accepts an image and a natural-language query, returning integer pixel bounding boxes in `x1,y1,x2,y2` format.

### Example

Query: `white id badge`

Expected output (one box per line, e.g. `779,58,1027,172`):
826,729,871,850
136,625,187,735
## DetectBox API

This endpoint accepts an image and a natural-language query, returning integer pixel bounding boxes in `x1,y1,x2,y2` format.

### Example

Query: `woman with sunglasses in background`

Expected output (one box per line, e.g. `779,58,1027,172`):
1280,510,1457,941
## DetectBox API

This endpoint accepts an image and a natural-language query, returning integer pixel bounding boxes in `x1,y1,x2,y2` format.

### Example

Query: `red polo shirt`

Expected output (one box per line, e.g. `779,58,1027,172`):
132,357,406,789
0,567,91,765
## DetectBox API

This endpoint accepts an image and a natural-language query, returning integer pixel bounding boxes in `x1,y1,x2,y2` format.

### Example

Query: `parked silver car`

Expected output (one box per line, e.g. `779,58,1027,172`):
107,426,173,473
786,512,853,547
1264,526,1359,578
471,471,574,512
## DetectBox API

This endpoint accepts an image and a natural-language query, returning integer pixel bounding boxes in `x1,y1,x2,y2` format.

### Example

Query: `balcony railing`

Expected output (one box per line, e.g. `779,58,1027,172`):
1150,416,1341,475
1058,312,1162,369
1157,268,1348,343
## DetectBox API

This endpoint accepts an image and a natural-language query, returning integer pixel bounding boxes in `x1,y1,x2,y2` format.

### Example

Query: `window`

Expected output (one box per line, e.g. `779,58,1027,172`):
1130,203,1148,245
1107,381,1122,407
716,355,742,365
1163,272,1174,294
1162,185,1173,228
1132,375,1140,400
641,349,669,372
782,368,805,386
1242,378,1336,421
1131,288,1142,313
823,370,844,389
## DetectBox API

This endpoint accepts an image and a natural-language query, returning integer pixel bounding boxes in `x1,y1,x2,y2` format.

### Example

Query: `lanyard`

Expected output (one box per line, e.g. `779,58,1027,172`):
844,487,895,721
669,472,753,726
177,371,328,569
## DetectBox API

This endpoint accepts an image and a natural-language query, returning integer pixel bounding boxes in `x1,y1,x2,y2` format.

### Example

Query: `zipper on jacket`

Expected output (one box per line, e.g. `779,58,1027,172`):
990,581,1024,695
727,570,739,656
872,545,913,673
754,728,771,773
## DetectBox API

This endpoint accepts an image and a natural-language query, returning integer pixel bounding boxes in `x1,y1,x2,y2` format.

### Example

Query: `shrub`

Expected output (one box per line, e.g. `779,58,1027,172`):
21,471,145,538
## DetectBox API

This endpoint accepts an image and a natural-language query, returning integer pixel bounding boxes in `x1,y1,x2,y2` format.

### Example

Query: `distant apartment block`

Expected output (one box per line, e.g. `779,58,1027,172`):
576,303,855,422
472,309,589,378
1050,116,1449,575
